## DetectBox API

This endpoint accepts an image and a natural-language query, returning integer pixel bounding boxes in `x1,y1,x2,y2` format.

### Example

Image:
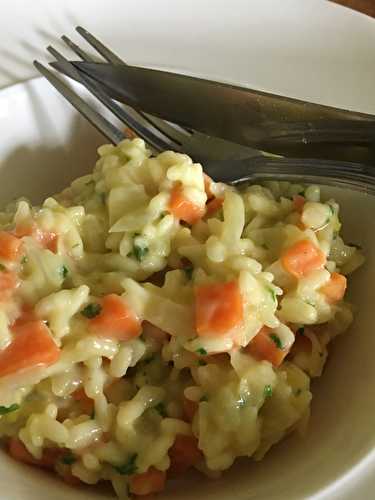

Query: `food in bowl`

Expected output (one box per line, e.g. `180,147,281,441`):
0,139,364,498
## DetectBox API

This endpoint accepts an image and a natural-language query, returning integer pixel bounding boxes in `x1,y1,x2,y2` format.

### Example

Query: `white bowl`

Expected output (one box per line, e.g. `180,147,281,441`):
0,78,374,500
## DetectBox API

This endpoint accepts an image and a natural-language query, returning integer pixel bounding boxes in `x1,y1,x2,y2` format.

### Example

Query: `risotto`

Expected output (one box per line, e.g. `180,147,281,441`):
0,139,364,498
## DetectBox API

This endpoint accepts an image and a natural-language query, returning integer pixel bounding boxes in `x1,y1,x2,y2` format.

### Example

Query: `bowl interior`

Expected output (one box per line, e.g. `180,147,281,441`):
0,78,374,500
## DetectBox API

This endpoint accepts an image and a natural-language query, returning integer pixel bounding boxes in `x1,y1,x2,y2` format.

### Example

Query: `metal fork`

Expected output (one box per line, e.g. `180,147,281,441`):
34,26,258,162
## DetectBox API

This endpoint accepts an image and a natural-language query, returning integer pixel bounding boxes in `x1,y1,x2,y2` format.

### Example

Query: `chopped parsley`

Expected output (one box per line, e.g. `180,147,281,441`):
267,286,277,303
0,404,20,416
264,385,273,399
61,453,76,465
113,453,138,475
270,334,283,350
196,347,207,356
198,359,207,366
297,327,305,335
184,266,194,280
325,204,335,224
81,303,102,319
154,402,167,418
305,299,315,306
132,243,149,262
60,265,69,279
21,256,28,265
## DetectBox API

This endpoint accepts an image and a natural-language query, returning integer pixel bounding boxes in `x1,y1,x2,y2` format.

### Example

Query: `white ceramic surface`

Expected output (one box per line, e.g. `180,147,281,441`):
0,1,375,499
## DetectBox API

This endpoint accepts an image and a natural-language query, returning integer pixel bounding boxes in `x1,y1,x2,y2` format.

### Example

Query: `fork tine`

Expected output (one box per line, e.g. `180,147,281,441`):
61,35,94,62
47,48,175,153
76,26,124,65
75,26,191,146
34,60,125,145
60,36,184,147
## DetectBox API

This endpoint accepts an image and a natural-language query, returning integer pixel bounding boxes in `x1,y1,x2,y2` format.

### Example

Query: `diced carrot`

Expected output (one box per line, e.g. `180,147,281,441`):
8,438,62,469
0,270,18,302
195,281,243,336
281,239,326,278
0,231,22,261
168,435,202,475
168,184,205,225
14,223,58,253
244,326,289,367
42,232,58,253
72,388,94,415
35,230,58,253
203,174,214,199
12,305,38,328
90,294,141,341
293,195,305,213
205,197,224,217
320,272,347,303
0,321,60,378
182,397,198,423
130,468,166,496
14,222,35,238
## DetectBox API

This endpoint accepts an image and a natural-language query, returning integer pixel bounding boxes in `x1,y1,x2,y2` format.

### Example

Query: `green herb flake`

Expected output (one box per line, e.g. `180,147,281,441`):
305,299,315,307
270,334,283,350
184,266,194,280
81,303,102,319
113,453,138,475
154,402,167,418
267,286,277,303
61,453,76,465
60,265,69,279
21,256,28,265
297,327,305,336
198,359,207,366
133,243,149,262
196,347,207,356
0,404,20,416
264,385,273,399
